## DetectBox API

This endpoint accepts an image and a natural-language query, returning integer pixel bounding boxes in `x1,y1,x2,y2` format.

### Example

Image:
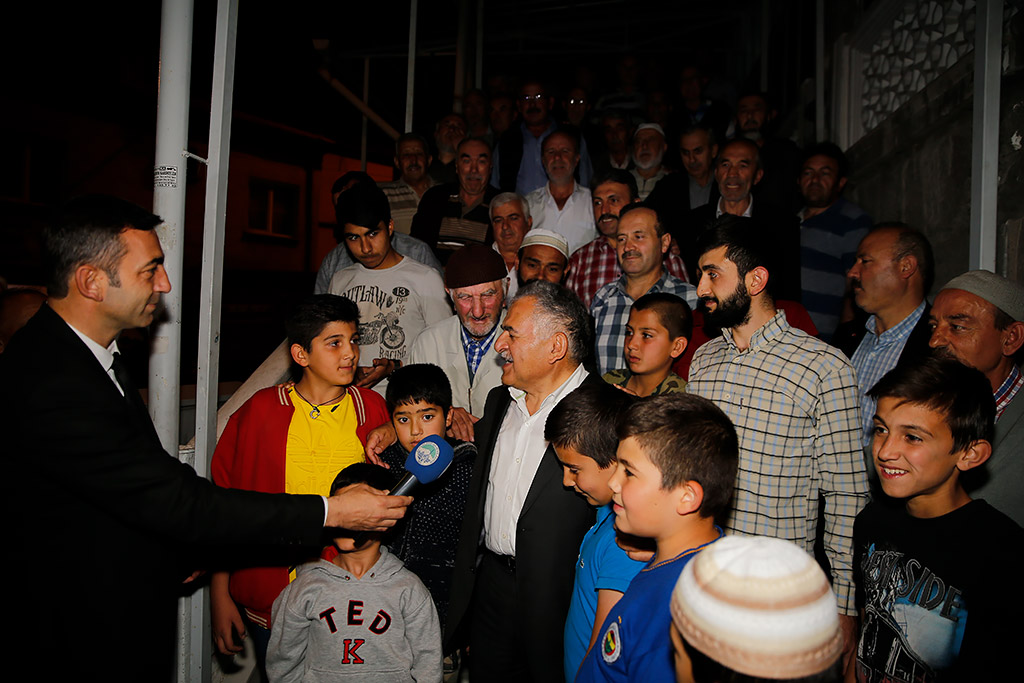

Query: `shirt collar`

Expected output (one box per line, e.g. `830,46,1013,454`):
864,300,927,343
66,319,120,374
715,194,753,218
722,309,788,351
617,269,670,297
507,362,588,414
460,316,501,351
994,365,1023,420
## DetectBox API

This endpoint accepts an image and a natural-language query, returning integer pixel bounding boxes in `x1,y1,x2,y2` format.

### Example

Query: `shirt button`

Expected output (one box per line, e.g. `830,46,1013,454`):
506,495,512,502
515,458,521,463
502,533,507,539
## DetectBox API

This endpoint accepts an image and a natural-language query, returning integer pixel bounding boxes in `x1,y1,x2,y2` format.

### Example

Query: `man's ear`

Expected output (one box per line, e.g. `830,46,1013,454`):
387,219,395,238
74,264,107,303
1000,321,1024,358
745,265,770,298
897,253,919,282
837,176,848,193
290,343,310,368
549,330,570,364
753,168,764,186
675,480,705,516
660,232,671,255
526,216,534,229
956,440,992,472
445,409,454,429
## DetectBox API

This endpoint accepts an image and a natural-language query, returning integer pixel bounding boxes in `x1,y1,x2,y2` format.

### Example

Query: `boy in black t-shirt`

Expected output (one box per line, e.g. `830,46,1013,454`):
852,356,1024,682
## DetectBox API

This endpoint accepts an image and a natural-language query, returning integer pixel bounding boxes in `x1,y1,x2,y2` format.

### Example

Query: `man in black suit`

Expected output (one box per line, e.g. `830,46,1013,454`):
0,195,411,679
444,280,596,682
676,138,801,300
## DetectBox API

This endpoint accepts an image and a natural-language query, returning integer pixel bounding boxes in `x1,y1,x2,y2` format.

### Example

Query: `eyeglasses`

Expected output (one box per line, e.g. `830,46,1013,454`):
520,93,546,102
568,98,587,106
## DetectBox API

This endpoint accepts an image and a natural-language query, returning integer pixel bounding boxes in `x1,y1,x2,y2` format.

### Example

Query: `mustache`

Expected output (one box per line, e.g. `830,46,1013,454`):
621,250,641,259
850,278,862,289
598,213,617,223
699,296,718,308
498,350,512,363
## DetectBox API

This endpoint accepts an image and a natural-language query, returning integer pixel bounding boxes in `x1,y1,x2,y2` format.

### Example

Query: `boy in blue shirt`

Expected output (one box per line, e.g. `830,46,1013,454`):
576,393,739,683
545,383,645,681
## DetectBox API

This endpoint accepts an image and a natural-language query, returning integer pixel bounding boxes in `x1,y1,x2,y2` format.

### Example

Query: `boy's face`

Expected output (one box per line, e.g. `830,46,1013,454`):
393,399,451,453
343,220,394,270
608,436,680,539
292,321,359,387
872,397,974,517
624,308,686,377
553,444,615,507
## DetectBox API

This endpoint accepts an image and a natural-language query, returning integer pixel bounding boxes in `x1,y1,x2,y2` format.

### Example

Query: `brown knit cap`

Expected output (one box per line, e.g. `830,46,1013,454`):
445,244,508,289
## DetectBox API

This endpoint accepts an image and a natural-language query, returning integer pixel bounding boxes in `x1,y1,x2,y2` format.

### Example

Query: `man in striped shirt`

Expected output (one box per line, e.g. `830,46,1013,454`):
687,215,868,664
380,133,435,234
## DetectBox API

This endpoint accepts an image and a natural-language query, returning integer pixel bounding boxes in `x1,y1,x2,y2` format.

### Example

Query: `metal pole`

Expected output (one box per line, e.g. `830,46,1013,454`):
475,0,484,89
454,0,469,111
405,0,418,132
361,58,369,172
150,0,194,454
760,0,769,91
185,0,239,680
815,0,825,142
969,0,1002,272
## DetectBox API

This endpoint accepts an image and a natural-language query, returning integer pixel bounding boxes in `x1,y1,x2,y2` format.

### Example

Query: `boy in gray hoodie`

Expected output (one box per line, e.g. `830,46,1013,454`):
267,464,443,683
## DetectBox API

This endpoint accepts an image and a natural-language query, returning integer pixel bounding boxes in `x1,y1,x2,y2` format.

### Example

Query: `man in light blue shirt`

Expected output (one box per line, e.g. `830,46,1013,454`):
841,225,934,444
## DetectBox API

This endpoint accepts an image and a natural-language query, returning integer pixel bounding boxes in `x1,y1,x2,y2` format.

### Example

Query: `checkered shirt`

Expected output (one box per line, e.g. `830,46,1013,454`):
566,237,690,309
851,301,927,445
995,364,1023,421
460,320,500,381
688,310,869,614
590,271,697,376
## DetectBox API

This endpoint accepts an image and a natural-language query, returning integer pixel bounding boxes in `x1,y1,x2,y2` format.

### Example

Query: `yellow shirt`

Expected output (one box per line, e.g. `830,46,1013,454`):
285,387,364,497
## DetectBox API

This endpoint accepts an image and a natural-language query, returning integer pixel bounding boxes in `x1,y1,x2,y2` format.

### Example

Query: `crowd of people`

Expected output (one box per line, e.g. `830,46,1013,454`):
2,63,1022,683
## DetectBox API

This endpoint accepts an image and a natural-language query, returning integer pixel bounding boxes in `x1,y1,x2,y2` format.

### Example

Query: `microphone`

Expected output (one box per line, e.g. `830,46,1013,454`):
389,434,455,496
348,435,454,547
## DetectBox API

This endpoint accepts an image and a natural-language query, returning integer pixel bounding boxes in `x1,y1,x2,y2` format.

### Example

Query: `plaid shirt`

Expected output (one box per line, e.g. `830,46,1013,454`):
688,310,869,614
995,364,1023,421
851,301,927,445
590,272,697,375
566,237,690,309
460,319,501,381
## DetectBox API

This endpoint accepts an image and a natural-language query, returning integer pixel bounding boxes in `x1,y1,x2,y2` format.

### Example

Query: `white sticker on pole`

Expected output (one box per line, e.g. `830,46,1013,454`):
154,165,178,188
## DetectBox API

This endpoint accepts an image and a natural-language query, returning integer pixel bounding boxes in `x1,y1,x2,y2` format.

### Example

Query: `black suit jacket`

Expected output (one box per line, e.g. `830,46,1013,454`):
679,200,802,301
832,303,933,365
444,374,597,679
1,306,325,679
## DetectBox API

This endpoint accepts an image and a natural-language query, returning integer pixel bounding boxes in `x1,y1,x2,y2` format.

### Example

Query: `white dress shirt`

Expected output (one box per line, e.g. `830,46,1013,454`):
525,182,598,255
483,363,589,555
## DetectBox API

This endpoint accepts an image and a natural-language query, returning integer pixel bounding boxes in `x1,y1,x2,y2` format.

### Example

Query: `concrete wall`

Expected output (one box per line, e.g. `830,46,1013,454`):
843,11,1023,293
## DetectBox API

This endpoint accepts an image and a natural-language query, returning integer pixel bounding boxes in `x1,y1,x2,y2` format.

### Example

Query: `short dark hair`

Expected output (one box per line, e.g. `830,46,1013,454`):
510,280,592,364
385,363,453,415
632,292,693,341
868,356,995,452
394,132,430,157
717,138,762,173
619,203,666,237
616,394,738,521
874,222,935,294
695,214,770,281
590,168,639,200
679,123,717,150
330,463,396,496
335,180,391,229
285,294,360,352
545,383,637,468
802,141,849,179
44,195,162,298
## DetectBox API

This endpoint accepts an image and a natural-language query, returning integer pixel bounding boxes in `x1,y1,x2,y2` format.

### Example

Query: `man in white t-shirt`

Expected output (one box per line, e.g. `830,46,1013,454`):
329,183,451,395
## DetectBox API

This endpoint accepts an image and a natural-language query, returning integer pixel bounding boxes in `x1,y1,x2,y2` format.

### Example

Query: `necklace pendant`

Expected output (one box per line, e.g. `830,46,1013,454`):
310,406,321,419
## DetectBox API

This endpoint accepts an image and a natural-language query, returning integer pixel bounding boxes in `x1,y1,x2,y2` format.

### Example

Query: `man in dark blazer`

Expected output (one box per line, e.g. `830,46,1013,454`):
0,195,411,679
672,138,801,300
832,225,934,453
444,280,597,682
